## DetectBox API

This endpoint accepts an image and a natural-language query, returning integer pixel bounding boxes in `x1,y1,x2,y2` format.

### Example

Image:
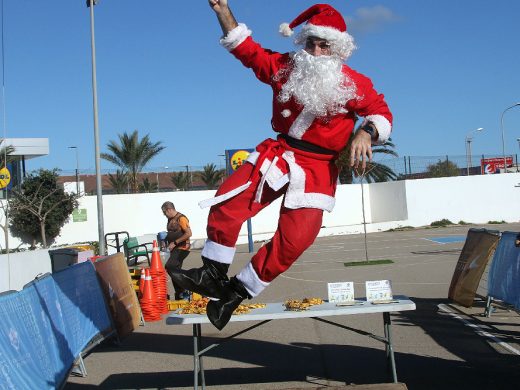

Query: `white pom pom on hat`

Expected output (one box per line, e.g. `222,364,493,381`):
278,4,347,37
279,22,293,37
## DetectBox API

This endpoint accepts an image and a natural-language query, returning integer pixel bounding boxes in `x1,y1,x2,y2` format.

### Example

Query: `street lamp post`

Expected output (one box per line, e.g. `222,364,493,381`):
517,138,520,173
184,165,190,190
87,0,105,254
68,146,80,195
465,127,484,175
500,102,520,174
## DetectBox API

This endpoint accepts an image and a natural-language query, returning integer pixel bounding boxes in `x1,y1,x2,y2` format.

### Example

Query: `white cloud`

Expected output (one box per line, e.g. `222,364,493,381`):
346,5,402,34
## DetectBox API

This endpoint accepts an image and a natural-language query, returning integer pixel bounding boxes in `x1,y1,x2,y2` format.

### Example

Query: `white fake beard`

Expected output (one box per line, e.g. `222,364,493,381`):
277,49,357,118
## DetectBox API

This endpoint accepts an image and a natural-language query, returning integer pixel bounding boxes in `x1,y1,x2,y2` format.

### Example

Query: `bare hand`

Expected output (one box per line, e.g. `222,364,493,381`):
208,0,228,12
168,242,176,251
349,131,373,171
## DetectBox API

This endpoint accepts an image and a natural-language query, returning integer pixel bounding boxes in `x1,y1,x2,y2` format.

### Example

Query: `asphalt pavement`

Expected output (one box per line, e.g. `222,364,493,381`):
65,222,520,390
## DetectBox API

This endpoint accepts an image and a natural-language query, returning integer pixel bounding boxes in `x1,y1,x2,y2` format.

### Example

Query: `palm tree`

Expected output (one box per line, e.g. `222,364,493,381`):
138,177,158,193
0,143,15,167
170,171,189,191
199,163,225,189
108,170,129,194
101,130,165,193
336,137,398,184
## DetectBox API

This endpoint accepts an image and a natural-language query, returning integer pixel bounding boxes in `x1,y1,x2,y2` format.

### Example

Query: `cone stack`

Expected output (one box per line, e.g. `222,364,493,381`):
138,267,145,299
139,268,161,321
150,240,169,314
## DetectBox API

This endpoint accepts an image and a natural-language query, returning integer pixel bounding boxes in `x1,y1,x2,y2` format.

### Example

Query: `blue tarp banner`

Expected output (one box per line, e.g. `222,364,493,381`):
52,261,112,355
0,261,112,389
488,231,520,309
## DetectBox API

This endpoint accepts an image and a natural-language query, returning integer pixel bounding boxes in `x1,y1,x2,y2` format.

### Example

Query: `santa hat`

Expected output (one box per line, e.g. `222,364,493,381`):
279,3,355,59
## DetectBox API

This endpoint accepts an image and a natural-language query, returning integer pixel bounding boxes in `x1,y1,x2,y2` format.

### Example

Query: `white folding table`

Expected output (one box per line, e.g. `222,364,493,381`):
166,296,416,389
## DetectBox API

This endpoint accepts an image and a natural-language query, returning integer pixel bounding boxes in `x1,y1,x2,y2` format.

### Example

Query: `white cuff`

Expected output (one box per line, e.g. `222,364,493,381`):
201,239,236,264
236,262,269,297
220,23,252,51
364,115,392,144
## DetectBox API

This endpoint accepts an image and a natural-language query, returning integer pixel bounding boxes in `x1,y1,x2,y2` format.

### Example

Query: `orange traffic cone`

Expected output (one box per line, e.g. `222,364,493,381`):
150,240,166,273
138,267,145,298
150,240,169,314
139,268,161,322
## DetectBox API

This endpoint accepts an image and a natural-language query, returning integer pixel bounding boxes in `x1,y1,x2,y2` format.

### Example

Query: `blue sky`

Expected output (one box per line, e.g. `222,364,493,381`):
2,0,520,174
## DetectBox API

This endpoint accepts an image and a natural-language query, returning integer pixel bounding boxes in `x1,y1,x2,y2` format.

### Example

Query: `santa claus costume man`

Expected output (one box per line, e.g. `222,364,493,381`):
171,0,393,330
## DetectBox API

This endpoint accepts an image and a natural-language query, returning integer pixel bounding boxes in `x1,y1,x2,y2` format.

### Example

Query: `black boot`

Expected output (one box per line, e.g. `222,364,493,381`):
169,257,229,300
206,276,252,330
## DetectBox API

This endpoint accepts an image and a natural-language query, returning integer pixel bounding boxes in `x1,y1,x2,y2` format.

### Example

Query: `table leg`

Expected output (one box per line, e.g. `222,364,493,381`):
193,324,199,390
197,324,206,389
192,324,206,389
383,312,397,383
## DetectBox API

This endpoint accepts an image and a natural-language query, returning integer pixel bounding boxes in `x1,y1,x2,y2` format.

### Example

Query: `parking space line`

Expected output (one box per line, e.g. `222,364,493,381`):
438,304,520,355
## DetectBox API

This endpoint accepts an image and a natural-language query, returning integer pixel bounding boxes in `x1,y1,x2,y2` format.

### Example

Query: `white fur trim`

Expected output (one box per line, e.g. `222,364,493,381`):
279,22,293,37
249,152,289,191
246,151,259,165
220,23,252,51
364,115,392,144
285,191,336,211
198,181,252,208
288,109,316,139
281,109,291,118
254,156,278,203
236,262,269,297
282,151,336,212
259,158,289,191
295,24,356,60
201,239,236,264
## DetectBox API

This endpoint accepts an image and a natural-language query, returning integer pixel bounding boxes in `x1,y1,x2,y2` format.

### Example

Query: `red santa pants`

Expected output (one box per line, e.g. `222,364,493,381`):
206,162,323,287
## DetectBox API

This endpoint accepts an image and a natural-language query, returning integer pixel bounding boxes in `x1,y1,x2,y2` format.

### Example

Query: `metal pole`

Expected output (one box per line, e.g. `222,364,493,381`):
500,103,520,174
465,138,470,176
88,0,105,254
75,147,80,195
467,139,472,175
247,218,254,253
69,146,80,194
465,128,483,176
517,139,520,172
185,165,189,190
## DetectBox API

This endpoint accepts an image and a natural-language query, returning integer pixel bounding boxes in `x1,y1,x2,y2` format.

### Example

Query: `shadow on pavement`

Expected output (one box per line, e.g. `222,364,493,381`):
65,297,520,390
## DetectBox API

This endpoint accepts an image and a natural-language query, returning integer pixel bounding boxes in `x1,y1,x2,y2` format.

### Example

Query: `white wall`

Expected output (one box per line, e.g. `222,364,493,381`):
1,172,519,292
0,249,51,291
369,180,408,223
3,173,519,250
403,173,520,227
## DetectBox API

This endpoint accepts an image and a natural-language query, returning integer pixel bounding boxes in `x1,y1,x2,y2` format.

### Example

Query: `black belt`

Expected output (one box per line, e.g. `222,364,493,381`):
279,134,336,155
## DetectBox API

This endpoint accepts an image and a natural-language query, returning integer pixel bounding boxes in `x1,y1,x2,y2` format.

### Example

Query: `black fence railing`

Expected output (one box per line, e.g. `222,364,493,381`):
27,153,520,195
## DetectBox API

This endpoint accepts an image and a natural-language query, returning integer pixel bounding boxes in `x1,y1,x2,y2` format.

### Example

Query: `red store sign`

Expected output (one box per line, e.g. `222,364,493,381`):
481,157,513,174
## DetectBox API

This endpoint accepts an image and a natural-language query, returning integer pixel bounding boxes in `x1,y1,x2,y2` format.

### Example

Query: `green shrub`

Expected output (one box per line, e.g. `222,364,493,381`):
430,219,454,227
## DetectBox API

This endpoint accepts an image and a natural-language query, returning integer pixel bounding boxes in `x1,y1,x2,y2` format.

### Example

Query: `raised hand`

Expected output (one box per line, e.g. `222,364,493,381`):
349,130,373,170
208,0,228,12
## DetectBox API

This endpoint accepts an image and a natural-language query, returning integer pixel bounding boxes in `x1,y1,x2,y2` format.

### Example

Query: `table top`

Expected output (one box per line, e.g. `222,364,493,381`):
165,296,415,325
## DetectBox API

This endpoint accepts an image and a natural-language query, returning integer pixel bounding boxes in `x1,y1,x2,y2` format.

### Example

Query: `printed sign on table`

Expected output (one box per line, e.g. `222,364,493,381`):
365,280,393,302
327,281,355,303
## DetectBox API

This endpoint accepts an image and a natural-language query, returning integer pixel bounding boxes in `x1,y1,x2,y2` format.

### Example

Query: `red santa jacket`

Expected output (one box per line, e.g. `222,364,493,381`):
200,23,393,212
